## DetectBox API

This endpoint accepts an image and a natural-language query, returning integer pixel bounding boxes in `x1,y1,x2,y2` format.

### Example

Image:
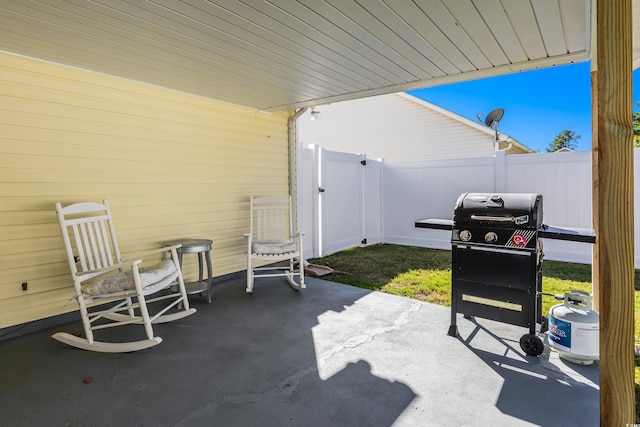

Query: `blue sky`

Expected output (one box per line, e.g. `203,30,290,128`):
408,61,640,153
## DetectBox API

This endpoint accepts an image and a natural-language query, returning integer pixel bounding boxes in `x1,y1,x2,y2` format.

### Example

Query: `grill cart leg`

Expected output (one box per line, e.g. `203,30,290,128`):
448,324,458,337
519,251,545,357
448,303,458,336
448,285,458,337
448,248,459,337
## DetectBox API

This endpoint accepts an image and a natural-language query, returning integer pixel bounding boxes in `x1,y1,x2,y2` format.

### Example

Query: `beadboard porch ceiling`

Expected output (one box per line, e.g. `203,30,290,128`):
0,0,600,112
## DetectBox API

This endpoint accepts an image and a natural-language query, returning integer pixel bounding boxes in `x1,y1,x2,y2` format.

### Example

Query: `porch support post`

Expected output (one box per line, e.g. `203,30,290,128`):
288,107,308,235
592,0,635,423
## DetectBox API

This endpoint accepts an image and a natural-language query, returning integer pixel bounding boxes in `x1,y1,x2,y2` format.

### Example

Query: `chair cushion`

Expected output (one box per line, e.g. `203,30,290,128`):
252,241,297,255
82,260,178,296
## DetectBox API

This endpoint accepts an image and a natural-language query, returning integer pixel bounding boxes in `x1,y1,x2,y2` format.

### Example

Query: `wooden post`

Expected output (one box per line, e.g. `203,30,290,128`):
593,0,635,424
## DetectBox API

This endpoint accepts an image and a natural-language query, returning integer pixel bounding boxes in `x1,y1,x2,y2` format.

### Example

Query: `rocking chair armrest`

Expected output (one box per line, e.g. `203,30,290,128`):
75,259,143,278
121,244,182,262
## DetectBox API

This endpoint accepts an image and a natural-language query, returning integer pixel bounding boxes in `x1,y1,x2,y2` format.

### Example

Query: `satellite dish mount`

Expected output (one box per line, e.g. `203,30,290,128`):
485,108,504,142
478,108,505,152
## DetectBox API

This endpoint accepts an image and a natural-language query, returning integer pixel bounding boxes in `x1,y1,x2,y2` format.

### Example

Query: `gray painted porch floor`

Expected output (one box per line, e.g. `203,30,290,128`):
0,276,598,426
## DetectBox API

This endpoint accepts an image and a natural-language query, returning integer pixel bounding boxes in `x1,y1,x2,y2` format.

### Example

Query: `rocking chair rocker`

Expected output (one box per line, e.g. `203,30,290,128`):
245,195,305,293
53,200,196,352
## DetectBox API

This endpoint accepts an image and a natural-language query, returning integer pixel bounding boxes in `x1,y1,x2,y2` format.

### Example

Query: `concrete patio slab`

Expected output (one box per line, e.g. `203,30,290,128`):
0,276,598,426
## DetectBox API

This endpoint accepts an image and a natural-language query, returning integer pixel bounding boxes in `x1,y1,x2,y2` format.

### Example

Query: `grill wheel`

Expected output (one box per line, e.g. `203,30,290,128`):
520,333,544,356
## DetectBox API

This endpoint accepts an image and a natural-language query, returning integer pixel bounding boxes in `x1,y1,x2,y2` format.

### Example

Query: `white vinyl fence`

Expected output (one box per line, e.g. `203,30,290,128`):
300,145,383,258
301,146,640,268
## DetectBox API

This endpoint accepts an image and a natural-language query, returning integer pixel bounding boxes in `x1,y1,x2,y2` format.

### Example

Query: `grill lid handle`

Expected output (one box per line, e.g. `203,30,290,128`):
470,214,530,225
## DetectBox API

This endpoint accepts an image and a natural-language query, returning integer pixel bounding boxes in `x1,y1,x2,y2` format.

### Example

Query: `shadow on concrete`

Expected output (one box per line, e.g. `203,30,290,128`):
458,317,599,426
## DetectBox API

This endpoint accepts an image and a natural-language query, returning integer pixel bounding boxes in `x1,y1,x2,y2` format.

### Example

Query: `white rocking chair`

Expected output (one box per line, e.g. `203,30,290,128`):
52,200,196,353
245,195,305,293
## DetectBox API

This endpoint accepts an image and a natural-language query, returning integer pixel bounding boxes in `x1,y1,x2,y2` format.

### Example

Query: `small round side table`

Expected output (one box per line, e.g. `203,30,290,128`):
164,238,213,304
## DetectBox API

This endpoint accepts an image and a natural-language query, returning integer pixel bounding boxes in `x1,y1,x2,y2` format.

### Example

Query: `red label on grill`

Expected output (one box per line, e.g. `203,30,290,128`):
510,234,527,247
506,229,536,248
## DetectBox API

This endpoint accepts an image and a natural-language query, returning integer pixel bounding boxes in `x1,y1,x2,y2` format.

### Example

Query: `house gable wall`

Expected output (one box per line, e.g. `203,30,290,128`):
298,93,497,162
0,52,290,328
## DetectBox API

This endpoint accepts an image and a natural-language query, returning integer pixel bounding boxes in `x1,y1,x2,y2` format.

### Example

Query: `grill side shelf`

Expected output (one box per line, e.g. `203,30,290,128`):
537,225,596,243
415,219,596,244
415,219,453,230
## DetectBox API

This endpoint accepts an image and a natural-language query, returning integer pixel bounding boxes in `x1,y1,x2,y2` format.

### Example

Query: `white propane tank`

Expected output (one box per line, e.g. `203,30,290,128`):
548,290,599,365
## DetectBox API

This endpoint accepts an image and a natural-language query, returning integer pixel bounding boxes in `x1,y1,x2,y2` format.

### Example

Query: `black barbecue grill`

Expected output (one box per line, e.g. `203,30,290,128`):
450,193,545,356
415,192,596,357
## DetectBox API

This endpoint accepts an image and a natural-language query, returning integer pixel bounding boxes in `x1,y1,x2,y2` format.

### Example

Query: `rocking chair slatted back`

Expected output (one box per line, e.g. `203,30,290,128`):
56,201,121,278
73,218,115,271
251,197,292,243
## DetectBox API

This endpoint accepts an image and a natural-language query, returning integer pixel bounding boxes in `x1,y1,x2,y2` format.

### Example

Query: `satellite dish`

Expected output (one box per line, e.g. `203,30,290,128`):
479,108,505,149
484,108,504,128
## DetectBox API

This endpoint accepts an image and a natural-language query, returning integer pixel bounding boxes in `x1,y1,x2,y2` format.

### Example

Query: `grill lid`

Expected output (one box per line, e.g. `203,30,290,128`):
453,193,543,228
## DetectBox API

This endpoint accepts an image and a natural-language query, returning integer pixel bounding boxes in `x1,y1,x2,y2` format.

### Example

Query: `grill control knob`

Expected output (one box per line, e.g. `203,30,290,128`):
485,232,498,244
459,230,472,242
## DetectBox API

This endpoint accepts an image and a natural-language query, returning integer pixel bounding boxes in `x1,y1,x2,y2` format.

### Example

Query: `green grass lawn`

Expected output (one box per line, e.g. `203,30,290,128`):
308,244,615,314
308,244,640,416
